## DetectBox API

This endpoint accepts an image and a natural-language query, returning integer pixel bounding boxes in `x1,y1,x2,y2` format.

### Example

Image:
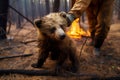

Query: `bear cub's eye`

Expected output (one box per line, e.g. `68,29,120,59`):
50,27,56,33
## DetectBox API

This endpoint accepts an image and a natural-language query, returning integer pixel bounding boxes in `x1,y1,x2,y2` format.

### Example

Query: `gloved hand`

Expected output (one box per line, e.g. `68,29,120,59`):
66,13,76,26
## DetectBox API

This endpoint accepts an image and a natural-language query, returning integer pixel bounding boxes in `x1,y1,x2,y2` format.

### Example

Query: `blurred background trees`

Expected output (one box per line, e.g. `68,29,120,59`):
0,0,120,40
7,0,120,26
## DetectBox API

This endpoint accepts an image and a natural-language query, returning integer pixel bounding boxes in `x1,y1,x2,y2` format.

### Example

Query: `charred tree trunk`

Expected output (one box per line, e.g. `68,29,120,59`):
0,0,9,40
65,0,68,12
53,0,60,12
45,0,50,14
37,0,41,17
118,0,120,20
16,0,22,28
31,0,35,21
24,0,28,18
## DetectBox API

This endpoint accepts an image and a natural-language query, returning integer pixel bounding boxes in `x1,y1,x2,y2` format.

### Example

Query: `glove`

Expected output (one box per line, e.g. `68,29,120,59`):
66,13,76,26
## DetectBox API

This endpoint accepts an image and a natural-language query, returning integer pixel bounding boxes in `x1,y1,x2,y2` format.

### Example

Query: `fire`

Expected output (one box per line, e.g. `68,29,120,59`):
67,18,90,39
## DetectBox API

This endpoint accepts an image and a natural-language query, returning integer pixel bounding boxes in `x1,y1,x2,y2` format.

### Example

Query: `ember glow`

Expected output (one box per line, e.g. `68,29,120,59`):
67,18,90,39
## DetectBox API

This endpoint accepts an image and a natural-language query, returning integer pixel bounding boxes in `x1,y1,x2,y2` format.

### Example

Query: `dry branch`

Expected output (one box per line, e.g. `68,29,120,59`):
0,45,22,51
0,53,33,60
9,5,34,26
21,39,37,44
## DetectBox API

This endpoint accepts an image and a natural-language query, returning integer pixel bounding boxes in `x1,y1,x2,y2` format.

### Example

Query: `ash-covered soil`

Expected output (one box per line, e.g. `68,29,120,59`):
0,23,120,80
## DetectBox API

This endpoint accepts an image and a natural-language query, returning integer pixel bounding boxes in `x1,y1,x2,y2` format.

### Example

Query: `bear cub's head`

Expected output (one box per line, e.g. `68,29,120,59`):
34,12,68,40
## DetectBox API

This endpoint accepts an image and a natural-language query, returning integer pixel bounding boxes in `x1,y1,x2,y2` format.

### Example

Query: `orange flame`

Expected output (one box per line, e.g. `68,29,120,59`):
67,18,90,39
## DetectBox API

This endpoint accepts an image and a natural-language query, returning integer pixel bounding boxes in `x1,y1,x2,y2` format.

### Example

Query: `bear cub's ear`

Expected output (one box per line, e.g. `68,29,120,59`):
34,19,42,28
60,12,67,18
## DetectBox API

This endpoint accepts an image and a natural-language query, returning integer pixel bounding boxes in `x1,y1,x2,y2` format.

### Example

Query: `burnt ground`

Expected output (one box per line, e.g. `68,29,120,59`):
0,22,120,80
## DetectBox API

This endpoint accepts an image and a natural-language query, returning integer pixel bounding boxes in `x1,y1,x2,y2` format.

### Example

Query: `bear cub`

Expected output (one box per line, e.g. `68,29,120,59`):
32,12,79,73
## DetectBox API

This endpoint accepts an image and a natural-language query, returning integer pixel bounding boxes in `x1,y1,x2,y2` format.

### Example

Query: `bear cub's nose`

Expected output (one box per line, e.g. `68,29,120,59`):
60,34,66,40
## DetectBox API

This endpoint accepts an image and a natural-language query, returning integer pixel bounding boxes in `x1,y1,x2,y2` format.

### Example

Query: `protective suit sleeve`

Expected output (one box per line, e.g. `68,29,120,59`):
69,0,92,18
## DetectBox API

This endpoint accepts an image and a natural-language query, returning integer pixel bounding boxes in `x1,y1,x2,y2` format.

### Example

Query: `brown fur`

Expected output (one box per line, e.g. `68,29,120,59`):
32,12,79,73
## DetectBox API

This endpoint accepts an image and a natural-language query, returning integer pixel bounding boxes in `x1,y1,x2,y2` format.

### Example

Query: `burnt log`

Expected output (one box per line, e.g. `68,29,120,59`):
0,69,55,76
0,69,119,79
0,69,97,77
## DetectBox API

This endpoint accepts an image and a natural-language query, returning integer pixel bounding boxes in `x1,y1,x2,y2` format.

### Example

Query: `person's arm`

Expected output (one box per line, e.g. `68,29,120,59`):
66,0,92,26
69,0,92,18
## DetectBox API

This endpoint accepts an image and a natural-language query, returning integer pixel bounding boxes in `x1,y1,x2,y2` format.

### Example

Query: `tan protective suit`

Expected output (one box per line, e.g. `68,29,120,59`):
69,0,114,48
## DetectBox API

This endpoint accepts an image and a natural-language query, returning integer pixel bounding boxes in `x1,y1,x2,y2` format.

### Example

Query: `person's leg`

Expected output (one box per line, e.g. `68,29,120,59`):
94,0,114,56
86,3,98,46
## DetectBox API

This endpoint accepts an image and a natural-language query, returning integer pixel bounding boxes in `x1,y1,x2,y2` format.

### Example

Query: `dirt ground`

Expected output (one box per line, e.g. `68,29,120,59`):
0,22,120,80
